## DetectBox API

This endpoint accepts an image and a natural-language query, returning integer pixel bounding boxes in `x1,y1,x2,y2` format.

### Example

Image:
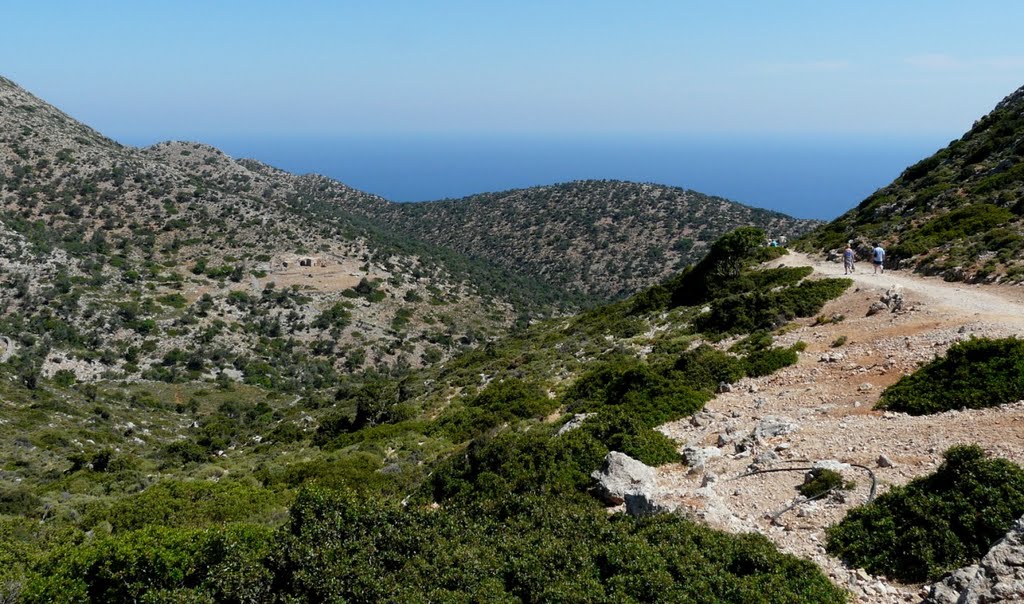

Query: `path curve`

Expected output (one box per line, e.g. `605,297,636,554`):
775,251,1024,328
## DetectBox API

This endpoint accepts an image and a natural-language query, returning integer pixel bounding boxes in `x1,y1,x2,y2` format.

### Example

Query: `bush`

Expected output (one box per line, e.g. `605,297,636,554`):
52,369,76,388
798,469,849,498
101,481,282,532
429,428,607,503
431,405,503,442
743,346,799,377
23,524,274,604
267,488,846,603
826,445,1024,582
312,302,351,330
584,410,681,465
674,346,746,391
876,337,1024,414
666,227,768,308
696,278,851,335
467,378,556,421
568,356,710,428
316,377,414,444
0,487,43,517
890,204,1015,261
261,452,408,496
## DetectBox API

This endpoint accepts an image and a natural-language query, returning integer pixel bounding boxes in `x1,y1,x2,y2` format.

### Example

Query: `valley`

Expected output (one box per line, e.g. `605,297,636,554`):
1,71,1024,603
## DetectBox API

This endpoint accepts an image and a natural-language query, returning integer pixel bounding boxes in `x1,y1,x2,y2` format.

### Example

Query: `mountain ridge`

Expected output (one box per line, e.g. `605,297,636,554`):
305,178,819,300
0,75,523,385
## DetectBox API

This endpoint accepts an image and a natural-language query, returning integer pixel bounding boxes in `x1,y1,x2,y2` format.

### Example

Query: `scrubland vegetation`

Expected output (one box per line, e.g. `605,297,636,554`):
0,227,854,602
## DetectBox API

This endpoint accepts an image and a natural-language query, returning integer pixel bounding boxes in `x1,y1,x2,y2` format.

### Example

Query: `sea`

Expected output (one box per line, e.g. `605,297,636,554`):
175,135,949,220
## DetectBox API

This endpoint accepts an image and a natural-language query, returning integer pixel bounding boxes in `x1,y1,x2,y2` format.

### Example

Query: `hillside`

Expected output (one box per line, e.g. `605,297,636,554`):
311,179,819,300
801,82,1024,282
0,75,540,387
0,228,855,602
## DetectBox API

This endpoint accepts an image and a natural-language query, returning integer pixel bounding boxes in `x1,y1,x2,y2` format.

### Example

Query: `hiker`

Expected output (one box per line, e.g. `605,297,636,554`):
872,243,885,274
843,244,855,274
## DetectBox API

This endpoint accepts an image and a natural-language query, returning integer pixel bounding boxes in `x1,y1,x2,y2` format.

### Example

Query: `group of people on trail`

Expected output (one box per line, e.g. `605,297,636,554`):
843,242,885,275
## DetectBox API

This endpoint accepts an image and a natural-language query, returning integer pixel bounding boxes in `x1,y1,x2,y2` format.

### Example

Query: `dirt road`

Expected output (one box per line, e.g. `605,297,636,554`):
656,251,1024,603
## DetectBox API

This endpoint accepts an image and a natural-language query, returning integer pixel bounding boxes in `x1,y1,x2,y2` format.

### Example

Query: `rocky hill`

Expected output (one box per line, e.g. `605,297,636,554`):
312,179,819,301
801,82,1024,282
0,76,525,386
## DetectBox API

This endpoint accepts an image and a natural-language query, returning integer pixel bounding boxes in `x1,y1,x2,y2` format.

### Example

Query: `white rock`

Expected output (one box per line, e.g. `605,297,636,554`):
591,451,657,506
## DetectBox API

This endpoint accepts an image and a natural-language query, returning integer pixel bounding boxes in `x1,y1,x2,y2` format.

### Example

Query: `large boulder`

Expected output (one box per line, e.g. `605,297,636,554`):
925,515,1024,603
591,451,657,506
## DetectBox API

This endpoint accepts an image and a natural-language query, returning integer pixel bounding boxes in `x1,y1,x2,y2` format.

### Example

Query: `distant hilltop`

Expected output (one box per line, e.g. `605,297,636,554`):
306,178,819,301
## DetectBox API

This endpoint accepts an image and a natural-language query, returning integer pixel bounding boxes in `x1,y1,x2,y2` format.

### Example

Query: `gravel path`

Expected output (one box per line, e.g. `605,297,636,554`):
654,251,1024,603
790,253,1024,324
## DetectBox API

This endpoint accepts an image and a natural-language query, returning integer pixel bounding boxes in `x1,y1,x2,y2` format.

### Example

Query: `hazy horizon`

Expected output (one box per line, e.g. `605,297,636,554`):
116,133,947,220
7,1,1022,221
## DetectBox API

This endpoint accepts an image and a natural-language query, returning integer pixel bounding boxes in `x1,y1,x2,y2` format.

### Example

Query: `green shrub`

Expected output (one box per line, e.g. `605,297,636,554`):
467,378,556,420
798,469,849,498
584,410,681,466
316,377,414,444
52,369,76,388
826,445,1024,582
268,488,846,603
666,227,768,308
429,428,607,503
431,405,502,442
23,524,274,604
567,357,709,428
890,204,1015,261
743,346,799,377
101,481,282,532
674,345,746,391
160,440,208,466
312,302,352,330
261,452,408,496
876,337,1024,414
156,293,187,309
696,278,851,334
0,487,43,516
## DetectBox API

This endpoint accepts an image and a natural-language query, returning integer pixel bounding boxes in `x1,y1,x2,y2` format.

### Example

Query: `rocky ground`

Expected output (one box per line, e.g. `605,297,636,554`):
655,252,1024,603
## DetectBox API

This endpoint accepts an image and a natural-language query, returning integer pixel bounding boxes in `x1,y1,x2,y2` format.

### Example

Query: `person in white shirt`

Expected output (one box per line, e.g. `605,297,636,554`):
872,244,885,274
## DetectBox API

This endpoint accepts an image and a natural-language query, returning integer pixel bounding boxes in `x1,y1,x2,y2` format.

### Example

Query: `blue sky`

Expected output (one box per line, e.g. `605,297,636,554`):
4,1,1024,141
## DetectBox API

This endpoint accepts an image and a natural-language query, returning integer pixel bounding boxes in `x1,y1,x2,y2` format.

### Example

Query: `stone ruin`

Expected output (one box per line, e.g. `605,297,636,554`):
276,255,328,270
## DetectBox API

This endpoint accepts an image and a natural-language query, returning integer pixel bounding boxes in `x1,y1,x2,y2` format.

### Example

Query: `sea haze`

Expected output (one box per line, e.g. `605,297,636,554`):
193,135,947,220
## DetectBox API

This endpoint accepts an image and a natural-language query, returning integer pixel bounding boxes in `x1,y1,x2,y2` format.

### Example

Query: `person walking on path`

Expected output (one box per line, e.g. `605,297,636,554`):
872,243,886,274
843,244,855,275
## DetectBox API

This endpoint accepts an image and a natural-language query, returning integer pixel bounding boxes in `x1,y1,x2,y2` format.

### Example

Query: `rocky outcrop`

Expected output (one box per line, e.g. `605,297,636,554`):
0,336,14,363
925,515,1024,604
591,451,657,506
